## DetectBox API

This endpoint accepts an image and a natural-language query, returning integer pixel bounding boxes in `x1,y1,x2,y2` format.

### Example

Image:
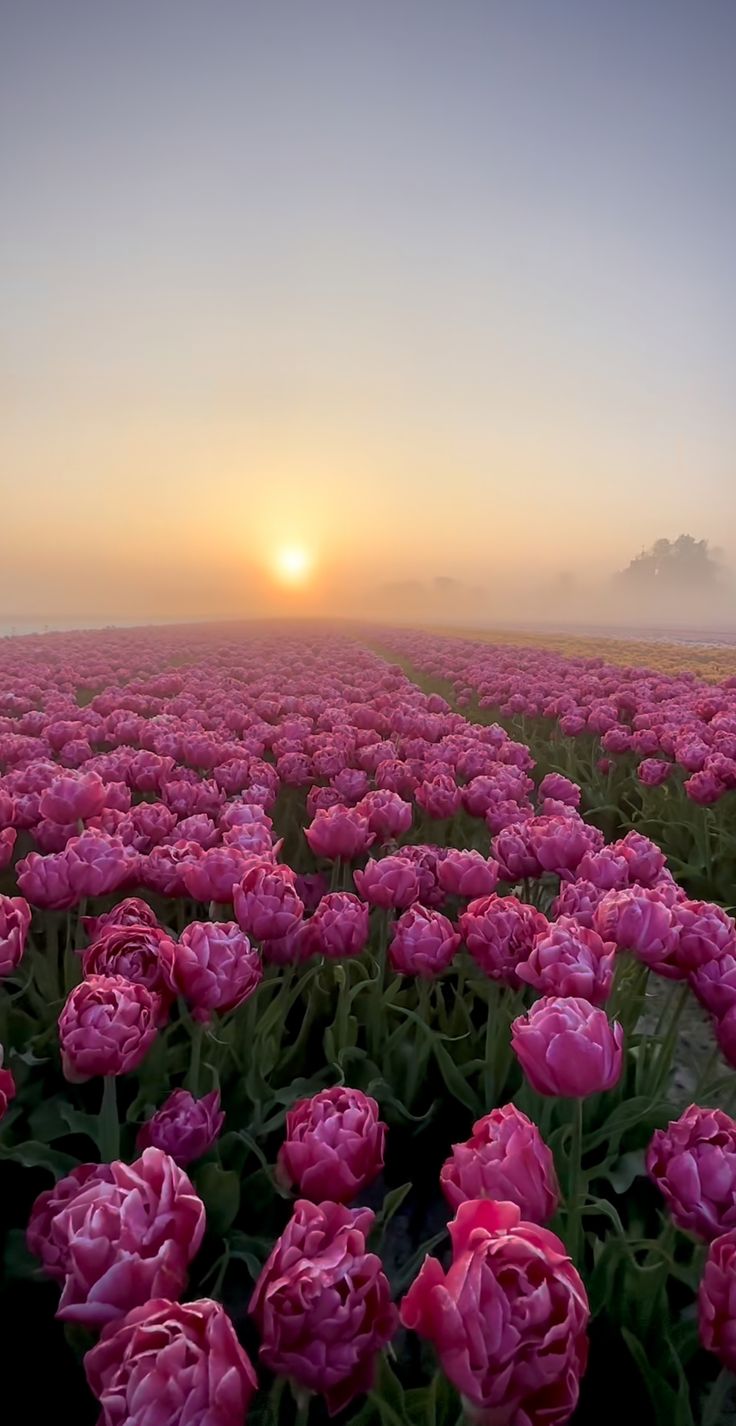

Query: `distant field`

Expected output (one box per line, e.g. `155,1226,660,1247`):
424,625,736,681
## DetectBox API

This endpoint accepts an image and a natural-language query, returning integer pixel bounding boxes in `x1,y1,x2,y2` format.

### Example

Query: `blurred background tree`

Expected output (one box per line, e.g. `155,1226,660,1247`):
616,536,721,590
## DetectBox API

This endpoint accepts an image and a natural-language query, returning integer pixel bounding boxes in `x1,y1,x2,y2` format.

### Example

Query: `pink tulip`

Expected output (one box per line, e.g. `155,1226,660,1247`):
594,886,680,977
58,975,160,1080
538,773,581,808
16,850,76,909
137,1088,224,1166
648,1105,736,1241
304,804,374,861
0,827,16,870
158,919,260,1021
0,1050,15,1121
437,849,500,899
637,758,671,787
699,1229,736,1371
440,1104,560,1223
459,894,547,987
512,996,623,1097
389,904,460,977
250,1200,397,1414
27,1163,116,1281
400,1198,589,1425
39,771,107,825
82,897,160,939
0,894,32,977
670,899,736,974
85,1297,258,1426
357,789,413,841
182,845,250,904
353,855,420,909
82,924,177,1012
552,879,606,928
277,1087,386,1203
517,916,616,1006
233,859,304,941
30,1147,205,1327
141,841,205,897
306,892,369,959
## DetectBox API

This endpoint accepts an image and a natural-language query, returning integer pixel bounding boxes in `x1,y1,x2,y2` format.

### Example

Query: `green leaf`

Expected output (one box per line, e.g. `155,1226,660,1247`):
59,1103,103,1145
372,1182,412,1239
433,1041,478,1113
3,1228,41,1282
0,1140,79,1177
584,1096,671,1153
622,1328,695,1426
195,1163,240,1233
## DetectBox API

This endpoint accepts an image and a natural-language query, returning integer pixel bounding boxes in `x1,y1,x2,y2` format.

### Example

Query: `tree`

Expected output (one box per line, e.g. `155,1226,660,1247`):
616,535,720,590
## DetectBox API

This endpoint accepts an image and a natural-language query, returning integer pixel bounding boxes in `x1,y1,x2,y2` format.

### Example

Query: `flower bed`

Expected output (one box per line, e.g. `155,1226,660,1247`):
0,623,734,1425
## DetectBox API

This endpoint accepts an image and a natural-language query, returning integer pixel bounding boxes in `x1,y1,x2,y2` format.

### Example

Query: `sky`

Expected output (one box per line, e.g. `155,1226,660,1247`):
1,0,734,629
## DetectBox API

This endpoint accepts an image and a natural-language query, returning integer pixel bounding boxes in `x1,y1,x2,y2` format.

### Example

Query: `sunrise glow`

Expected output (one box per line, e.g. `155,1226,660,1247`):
273,546,313,587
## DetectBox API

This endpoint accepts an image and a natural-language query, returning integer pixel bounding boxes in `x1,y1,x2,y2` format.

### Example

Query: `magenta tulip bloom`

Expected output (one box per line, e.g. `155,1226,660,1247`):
670,899,736,974
16,850,76,910
277,1086,386,1203
233,858,304,941
39,771,107,825
353,855,420,910
85,1297,258,1426
82,924,177,1013
539,773,581,808
511,996,624,1097
250,1200,397,1414
182,845,251,905
0,1048,15,1121
400,1199,589,1426
517,917,616,1006
699,1229,736,1372
82,897,160,940
357,789,413,842
306,892,369,959
0,827,16,870
459,894,547,987
647,1104,736,1241
0,894,32,977
58,975,160,1080
29,1147,205,1328
304,804,373,861
593,887,677,973
440,1105,560,1224
389,904,460,977
27,1164,116,1282
161,921,262,1022
638,757,672,787
137,1089,224,1166
437,849,500,899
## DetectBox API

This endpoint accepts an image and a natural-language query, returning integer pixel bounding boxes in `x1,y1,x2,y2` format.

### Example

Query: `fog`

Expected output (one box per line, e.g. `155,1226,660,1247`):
2,538,734,643
2,5,735,644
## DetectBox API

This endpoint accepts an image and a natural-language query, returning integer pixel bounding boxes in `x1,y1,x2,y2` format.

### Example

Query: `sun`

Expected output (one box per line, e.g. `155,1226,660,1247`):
273,545,313,586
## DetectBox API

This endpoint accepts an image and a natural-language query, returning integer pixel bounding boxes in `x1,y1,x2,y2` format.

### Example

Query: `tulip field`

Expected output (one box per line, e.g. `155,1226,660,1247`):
3,623,736,1426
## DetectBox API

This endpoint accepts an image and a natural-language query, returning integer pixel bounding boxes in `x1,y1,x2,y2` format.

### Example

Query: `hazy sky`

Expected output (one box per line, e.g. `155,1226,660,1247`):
1,1,734,625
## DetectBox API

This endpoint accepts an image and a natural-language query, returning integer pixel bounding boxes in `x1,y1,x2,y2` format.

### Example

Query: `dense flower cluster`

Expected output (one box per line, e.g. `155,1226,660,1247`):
0,623,734,1422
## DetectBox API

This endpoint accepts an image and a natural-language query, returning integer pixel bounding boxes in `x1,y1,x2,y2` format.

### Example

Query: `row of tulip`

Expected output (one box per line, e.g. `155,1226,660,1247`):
0,623,735,1424
374,628,736,903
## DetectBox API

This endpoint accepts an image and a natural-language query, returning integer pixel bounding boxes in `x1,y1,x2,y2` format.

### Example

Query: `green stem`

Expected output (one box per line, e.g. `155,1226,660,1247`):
99,1075,120,1162
651,982,690,1097
293,1388,312,1426
188,1021,205,1097
694,1043,721,1099
566,1098,584,1266
703,1368,732,1426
